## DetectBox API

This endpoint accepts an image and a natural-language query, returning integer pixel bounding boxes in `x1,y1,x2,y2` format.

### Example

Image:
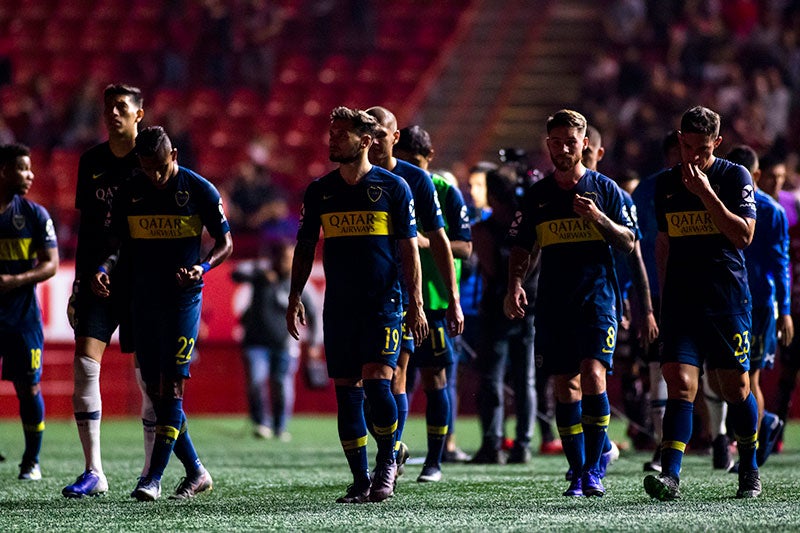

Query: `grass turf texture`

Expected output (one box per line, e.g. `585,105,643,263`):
0,416,798,532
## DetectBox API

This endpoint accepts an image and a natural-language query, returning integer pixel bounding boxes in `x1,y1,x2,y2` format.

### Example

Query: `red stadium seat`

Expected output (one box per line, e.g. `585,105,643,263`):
46,148,81,210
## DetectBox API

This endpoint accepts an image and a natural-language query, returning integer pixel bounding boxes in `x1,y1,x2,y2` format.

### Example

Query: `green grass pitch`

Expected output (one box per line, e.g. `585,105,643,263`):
0,415,798,531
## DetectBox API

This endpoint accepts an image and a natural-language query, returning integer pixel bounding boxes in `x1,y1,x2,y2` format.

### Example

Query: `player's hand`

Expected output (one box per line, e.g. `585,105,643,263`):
503,287,527,319
681,163,712,197
445,300,464,337
778,314,794,347
176,265,204,287
573,194,602,222
91,271,112,298
406,303,429,346
637,311,659,349
0,274,20,294
286,294,306,340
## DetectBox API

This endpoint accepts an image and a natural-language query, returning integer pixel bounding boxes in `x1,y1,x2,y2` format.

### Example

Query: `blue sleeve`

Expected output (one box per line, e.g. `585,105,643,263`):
726,164,757,220
604,179,636,233
33,203,58,250
773,206,791,315
413,172,445,233
297,180,322,243
199,179,230,238
507,187,537,250
393,180,417,239
621,190,642,240
444,185,471,242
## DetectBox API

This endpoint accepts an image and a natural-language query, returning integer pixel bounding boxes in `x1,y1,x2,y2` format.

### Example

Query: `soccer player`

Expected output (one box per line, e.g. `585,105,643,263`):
93,126,232,501
287,106,428,504
0,143,59,480
394,125,472,481
723,146,792,470
643,106,761,501
505,109,635,497
632,130,681,473
63,84,153,498
365,106,463,475
581,125,657,474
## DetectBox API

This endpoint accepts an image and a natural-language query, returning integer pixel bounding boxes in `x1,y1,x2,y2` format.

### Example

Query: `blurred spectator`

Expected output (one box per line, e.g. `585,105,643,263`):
232,240,322,440
61,82,103,151
223,159,291,257
235,0,287,92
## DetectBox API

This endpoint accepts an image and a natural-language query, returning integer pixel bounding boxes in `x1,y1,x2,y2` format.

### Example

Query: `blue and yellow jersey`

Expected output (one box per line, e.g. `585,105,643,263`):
614,188,643,301
0,196,57,329
631,173,660,297
75,142,139,279
745,188,790,315
297,166,416,315
391,159,445,309
508,169,634,318
420,174,471,311
655,158,757,316
112,166,230,295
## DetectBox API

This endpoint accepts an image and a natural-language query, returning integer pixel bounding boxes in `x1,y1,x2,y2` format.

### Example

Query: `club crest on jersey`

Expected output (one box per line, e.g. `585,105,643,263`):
368,186,383,202
175,190,190,207
12,214,25,230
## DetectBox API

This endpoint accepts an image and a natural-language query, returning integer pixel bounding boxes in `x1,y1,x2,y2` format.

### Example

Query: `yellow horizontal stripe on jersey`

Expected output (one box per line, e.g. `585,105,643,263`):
582,414,611,427
536,218,603,247
373,420,398,437
427,424,449,436
341,435,369,451
666,210,720,237
0,238,33,260
662,440,686,453
558,423,583,437
321,211,391,238
128,215,203,239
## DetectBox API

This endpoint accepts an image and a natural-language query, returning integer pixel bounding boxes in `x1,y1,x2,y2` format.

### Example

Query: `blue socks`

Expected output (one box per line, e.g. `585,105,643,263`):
729,392,759,472
582,392,610,472
336,386,370,485
364,380,398,465
20,389,45,465
661,399,693,479
556,401,584,477
424,388,449,467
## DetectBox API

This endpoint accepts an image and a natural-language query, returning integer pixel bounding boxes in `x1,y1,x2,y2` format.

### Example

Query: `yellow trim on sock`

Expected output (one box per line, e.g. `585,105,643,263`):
581,414,611,427
23,421,45,433
662,440,686,453
734,432,759,448
558,423,583,437
426,424,449,436
373,421,398,437
341,435,369,451
156,425,180,440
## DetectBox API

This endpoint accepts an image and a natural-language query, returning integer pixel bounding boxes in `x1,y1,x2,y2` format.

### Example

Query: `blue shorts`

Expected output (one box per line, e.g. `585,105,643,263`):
134,289,202,385
74,287,134,353
409,310,454,369
535,313,617,375
401,309,415,354
659,311,751,372
0,327,44,385
750,304,777,371
324,310,402,379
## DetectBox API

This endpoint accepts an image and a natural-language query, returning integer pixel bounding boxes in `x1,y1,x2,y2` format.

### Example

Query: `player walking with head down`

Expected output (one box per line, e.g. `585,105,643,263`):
0,143,59,481
643,106,760,501
287,106,428,503
505,109,636,498
93,126,232,501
